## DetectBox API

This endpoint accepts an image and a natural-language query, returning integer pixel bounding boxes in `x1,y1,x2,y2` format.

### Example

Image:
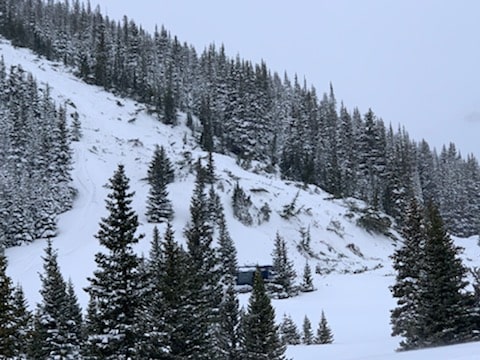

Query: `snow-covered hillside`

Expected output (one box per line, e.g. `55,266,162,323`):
2,38,480,359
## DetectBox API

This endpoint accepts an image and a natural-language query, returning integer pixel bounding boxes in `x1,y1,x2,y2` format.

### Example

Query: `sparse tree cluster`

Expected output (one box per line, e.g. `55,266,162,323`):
279,311,334,346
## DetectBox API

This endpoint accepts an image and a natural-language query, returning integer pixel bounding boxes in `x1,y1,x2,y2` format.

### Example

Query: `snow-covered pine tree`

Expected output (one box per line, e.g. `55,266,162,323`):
416,202,473,347
64,279,84,356
241,270,286,360
0,251,18,357
183,166,223,359
215,203,242,359
146,145,174,223
32,239,81,359
392,199,474,350
300,261,314,292
70,111,82,141
205,151,217,184
390,198,426,350
279,313,301,345
315,311,334,344
157,223,190,358
302,315,314,345
232,182,253,226
134,226,171,359
218,281,243,360
84,164,144,359
11,284,31,358
270,232,297,298
147,144,175,185
217,205,238,286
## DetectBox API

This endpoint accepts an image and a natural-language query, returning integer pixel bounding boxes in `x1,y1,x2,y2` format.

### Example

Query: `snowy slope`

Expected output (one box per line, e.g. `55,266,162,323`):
2,38,480,359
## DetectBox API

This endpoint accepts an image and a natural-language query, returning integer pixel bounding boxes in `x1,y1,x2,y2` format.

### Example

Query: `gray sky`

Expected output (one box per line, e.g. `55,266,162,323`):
88,0,480,158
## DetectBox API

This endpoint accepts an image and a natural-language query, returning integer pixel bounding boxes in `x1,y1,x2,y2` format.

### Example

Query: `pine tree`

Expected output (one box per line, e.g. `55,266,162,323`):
183,167,222,359
11,284,31,359
146,145,174,223
391,200,474,350
416,202,472,347
70,111,82,141
158,223,190,358
218,281,242,360
84,164,144,359
241,270,286,360
270,232,297,298
134,226,171,359
390,198,426,349
0,252,17,357
216,202,242,359
279,313,301,345
64,279,84,357
232,182,253,226
217,206,238,286
300,261,314,292
162,85,176,125
315,311,334,344
302,315,314,345
205,151,217,184
147,145,174,185
33,239,81,359
145,173,173,223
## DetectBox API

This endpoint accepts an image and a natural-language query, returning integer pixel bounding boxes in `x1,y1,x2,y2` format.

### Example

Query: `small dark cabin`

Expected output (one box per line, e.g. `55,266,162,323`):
236,265,274,286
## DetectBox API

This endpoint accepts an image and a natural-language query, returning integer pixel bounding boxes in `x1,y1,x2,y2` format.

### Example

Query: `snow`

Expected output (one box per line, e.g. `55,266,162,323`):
2,37,480,359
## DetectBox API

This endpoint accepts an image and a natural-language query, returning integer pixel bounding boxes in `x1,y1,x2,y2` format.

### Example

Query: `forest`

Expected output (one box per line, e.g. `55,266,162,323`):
1,0,479,245
1,1,480,359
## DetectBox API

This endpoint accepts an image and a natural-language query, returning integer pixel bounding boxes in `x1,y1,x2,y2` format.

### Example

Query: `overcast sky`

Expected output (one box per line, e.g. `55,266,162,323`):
88,0,480,159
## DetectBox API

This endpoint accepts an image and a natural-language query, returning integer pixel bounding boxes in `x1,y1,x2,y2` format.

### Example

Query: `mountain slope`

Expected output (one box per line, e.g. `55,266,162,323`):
2,38,480,359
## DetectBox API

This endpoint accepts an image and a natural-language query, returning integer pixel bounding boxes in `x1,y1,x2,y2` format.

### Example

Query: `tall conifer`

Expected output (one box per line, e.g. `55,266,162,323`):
84,165,143,359
241,270,286,360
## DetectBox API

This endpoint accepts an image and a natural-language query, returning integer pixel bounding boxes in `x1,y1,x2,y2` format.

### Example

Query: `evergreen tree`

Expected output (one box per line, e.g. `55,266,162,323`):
315,311,334,344
147,145,175,185
416,202,472,347
302,315,314,345
158,223,190,358
390,198,426,349
11,284,31,359
279,313,301,345
0,252,17,357
217,210,239,286
146,145,174,223
391,200,473,350
300,261,314,292
218,281,242,360
84,164,144,359
205,151,217,185
70,111,82,141
33,239,81,359
215,201,242,359
162,85,176,125
241,270,286,360
258,202,271,224
134,226,171,359
232,182,253,226
64,279,84,357
270,232,297,298
145,173,173,223
183,167,222,359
